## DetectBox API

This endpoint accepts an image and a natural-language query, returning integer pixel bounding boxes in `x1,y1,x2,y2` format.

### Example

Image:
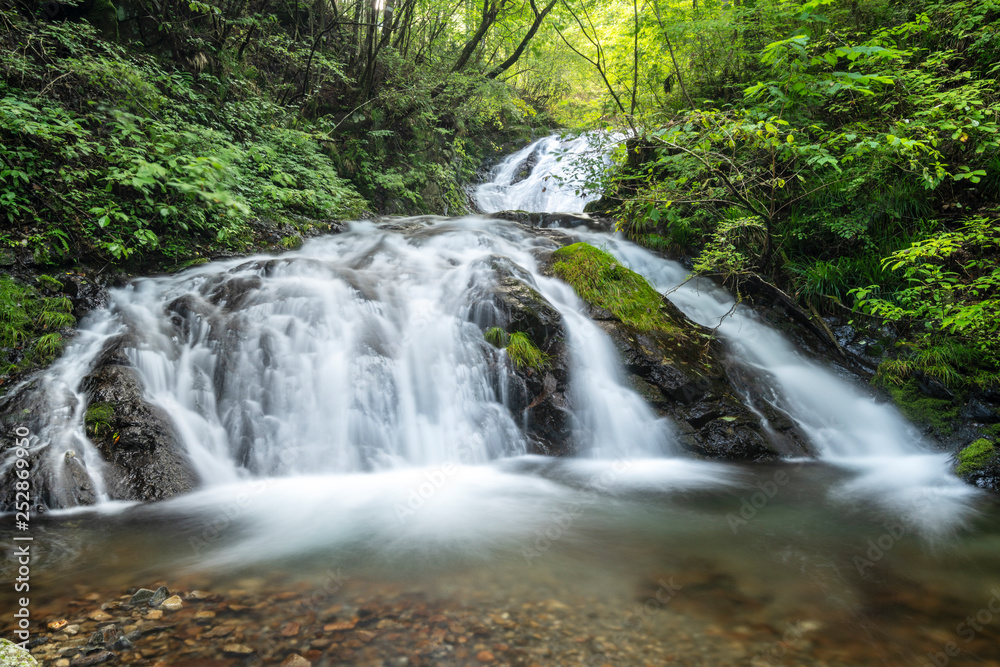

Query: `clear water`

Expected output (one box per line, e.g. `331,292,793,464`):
2,134,998,666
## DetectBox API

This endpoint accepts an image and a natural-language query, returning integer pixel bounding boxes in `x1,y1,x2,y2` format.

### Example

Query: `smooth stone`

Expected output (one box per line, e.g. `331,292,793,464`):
64,625,81,636
160,595,183,611
280,656,311,667
69,651,115,667
222,644,255,656
86,611,113,622
87,626,120,645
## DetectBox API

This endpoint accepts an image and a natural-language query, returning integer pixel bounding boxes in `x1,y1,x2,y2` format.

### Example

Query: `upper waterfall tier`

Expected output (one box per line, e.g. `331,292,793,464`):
474,133,608,213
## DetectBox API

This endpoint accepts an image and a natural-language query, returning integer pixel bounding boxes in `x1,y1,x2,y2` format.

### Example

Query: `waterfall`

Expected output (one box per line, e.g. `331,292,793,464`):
0,132,975,526
474,133,609,213
6,214,678,505
475,133,974,518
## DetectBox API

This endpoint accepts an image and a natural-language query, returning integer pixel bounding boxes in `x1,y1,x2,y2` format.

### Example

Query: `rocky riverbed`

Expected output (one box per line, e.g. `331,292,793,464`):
7,555,1000,667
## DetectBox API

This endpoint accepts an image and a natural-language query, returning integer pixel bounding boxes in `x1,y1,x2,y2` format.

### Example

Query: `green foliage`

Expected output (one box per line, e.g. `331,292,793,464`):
854,215,1000,388
577,0,1000,393
0,275,76,386
552,242,677,335
693,217,768,282
84,401,114,436
505,332,550,372
956,438,997,475
484,327,510,348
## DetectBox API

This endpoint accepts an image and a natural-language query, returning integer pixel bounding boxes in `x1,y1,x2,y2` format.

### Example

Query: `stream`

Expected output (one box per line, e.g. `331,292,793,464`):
1,133,999,666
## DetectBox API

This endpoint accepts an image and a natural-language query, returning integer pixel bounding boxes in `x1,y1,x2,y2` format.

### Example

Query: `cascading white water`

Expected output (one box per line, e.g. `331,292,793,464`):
474,134,975,520
474,133,610,213
11,216,676,500
567,233,973,514
2,132,976,539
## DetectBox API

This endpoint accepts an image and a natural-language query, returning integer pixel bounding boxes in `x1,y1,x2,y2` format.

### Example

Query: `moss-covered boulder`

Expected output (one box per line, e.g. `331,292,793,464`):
955,438,1000,490
0,639,39,666
549,242,792,461
88,0,119,41
82,361,199,501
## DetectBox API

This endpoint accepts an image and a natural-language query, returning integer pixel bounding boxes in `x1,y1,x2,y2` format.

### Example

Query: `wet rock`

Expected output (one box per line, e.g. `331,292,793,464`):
510,148,540,185
281,655,311,667
126,589,155,608
61,450,98,506
222,643,255,656
0,639,39,666
87,611,113,622
963,396,999,423
69,651,115,667
88,625,121,645
469,256,572,455
545,242,781,461
148,587,170,607
81,365,198,501
916,372,954,400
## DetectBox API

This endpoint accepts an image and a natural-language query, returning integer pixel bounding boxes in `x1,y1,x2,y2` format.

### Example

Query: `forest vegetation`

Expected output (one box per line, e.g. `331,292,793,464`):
0,0,998,456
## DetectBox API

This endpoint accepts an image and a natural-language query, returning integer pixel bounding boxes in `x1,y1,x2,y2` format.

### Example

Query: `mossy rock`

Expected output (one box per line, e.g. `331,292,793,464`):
553,242,682,336
84,401,115,428
0,639,39,666
886,379,962,434
956,439,997,475
88,0,119,40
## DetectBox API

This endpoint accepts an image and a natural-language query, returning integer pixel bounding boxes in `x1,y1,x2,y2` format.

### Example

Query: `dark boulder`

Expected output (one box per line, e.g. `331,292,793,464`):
510,148,541,185
82,364,198,501
546,242,788,462
469,256,572,455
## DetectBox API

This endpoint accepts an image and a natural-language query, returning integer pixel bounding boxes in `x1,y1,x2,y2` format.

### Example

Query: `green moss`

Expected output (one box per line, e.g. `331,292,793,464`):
885,379,961,433
84,402,114,436
506,332,549,371
552,242,677,335
485,327,548,371
956,438,997,475
87,0,119,41
36,274,63,292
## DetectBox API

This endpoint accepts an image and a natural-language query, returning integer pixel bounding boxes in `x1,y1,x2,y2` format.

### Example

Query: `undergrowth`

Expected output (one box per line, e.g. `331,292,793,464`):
0,274,76,390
